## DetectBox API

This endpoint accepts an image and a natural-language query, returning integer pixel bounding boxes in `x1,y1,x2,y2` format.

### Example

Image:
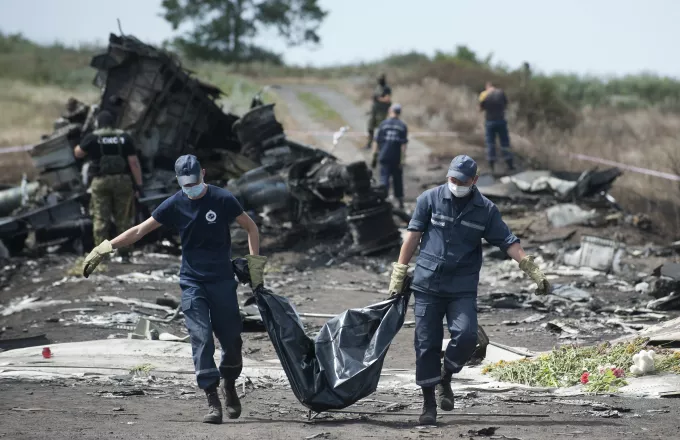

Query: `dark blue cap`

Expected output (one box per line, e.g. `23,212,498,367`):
446,155,477,183
175,154,202,186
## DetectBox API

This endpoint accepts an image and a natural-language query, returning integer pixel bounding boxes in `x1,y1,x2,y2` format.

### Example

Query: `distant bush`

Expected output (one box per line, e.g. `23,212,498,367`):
548,73,680,110
382,51,431,67
0,32,97,88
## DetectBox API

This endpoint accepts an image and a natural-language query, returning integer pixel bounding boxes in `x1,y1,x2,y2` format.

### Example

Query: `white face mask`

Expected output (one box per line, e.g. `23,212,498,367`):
448,181,472,198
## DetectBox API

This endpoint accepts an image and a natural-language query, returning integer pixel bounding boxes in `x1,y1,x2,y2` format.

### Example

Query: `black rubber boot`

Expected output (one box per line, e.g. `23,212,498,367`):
506,158,515,172
203,385,223,424
221,380,242,419
397,198,404,210
419,386,437,425
489,161,496,173
437,368,455,411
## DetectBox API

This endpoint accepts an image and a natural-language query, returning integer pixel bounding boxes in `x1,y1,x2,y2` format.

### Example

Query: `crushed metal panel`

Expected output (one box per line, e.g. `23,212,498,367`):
91,33,241,170
563,235,624,272
545,204,598,228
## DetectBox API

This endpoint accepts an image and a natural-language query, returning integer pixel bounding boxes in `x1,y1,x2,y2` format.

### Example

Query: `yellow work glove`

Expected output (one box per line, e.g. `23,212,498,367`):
388,262,409,296
519,255,551,296
83,240,113,278
245,254,267,288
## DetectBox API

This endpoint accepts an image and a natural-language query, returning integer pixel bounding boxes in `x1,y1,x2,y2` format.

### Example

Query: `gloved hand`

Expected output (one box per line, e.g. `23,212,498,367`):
245,254,267,288
519,255,551,296
371,152,378,169
83,240,113,278
388,262,409,296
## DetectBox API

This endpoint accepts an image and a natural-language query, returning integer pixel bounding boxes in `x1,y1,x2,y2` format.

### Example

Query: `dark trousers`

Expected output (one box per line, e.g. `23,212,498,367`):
379,162,404,199
180,277,243,389
413,291,478,387
485,120,512,164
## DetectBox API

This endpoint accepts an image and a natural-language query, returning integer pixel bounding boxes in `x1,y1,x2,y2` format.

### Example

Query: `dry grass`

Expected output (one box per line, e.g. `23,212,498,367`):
354,77,680,235
0,79,99,147
0,79,99,184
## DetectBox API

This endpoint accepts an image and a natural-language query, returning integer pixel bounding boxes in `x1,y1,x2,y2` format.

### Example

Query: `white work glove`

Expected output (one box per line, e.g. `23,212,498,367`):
388,262,409,297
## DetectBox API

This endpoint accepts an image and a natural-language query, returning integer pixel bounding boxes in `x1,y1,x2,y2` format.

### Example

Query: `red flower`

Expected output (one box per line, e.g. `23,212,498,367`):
612,368,624,378
580,372,590,384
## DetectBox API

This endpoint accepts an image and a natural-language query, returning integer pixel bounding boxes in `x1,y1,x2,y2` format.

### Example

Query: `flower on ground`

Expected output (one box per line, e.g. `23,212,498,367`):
580,372,590,384
612,368,625,378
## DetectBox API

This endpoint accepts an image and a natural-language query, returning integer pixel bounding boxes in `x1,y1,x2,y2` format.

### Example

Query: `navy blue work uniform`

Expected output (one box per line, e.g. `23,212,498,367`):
480,88,513,166
376,117,408,200
407,184,519,387
152,185,244,390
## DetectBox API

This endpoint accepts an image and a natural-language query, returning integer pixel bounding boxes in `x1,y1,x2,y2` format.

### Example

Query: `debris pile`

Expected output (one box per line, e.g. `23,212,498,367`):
0,33,401,257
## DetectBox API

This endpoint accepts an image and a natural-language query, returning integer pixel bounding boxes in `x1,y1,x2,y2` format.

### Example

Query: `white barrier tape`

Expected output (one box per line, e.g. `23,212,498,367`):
567,152,680,182
286,130,460,138
0,145,32,153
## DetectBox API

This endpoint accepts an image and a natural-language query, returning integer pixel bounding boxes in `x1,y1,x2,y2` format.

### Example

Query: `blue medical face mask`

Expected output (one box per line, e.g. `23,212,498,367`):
182,181,205,198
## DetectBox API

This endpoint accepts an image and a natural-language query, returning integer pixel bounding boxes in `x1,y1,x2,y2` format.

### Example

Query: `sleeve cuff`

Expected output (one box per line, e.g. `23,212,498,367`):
498,234,520,252
407,219,425,232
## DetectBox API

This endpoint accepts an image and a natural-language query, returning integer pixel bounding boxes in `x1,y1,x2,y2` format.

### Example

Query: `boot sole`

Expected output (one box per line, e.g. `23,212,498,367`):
203,417,222,424
226,408,241,419
418,416,437,426
439,398,454,411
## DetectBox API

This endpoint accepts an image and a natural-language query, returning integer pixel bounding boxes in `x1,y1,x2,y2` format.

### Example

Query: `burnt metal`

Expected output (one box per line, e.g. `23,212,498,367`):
1,33,402,257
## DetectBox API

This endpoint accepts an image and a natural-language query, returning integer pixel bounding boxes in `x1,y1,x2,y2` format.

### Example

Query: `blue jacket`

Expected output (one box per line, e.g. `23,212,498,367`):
407,184,519,296
376,117,408,164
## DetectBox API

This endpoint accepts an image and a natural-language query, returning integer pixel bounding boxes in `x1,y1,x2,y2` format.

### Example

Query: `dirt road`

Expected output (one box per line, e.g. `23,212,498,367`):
275,84,437,201
3,379,679,440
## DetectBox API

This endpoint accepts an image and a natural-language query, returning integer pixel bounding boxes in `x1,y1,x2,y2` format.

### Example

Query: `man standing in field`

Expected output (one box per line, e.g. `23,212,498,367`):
479,82,514,173
365,73,392,149
81,154,267,424
371,103,408,209
74,110,143,260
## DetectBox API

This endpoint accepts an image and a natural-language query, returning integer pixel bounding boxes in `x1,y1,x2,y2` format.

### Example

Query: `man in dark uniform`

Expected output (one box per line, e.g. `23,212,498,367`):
479,82,514,172
74,110,143,259
365,73,392,149
81,154,266,424
387,155,550,425
371,103,408,209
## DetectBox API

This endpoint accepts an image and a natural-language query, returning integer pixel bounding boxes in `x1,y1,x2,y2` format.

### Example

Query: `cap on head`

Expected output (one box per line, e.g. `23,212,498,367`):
175,154,202,186
446,155,478,183
390,103,402,115
96,110,115,128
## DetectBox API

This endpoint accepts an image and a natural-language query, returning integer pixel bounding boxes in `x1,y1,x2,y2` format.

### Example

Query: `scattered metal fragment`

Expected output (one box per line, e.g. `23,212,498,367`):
466,427,499,436
545,320,580,335
305,433,330,440
647,293,680,311
563,235,624,273
1,296,72,317
545,204,598,228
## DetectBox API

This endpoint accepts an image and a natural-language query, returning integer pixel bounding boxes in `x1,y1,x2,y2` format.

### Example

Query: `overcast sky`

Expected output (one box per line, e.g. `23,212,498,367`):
0,0,677,77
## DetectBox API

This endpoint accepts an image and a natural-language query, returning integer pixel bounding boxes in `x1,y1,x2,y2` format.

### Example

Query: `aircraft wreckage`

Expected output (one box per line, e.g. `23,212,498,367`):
0,33,402,257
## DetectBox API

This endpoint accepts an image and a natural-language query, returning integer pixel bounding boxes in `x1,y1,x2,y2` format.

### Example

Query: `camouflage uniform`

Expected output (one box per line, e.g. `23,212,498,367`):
79,127,137,255
367,82,392,148
89,174,135,246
